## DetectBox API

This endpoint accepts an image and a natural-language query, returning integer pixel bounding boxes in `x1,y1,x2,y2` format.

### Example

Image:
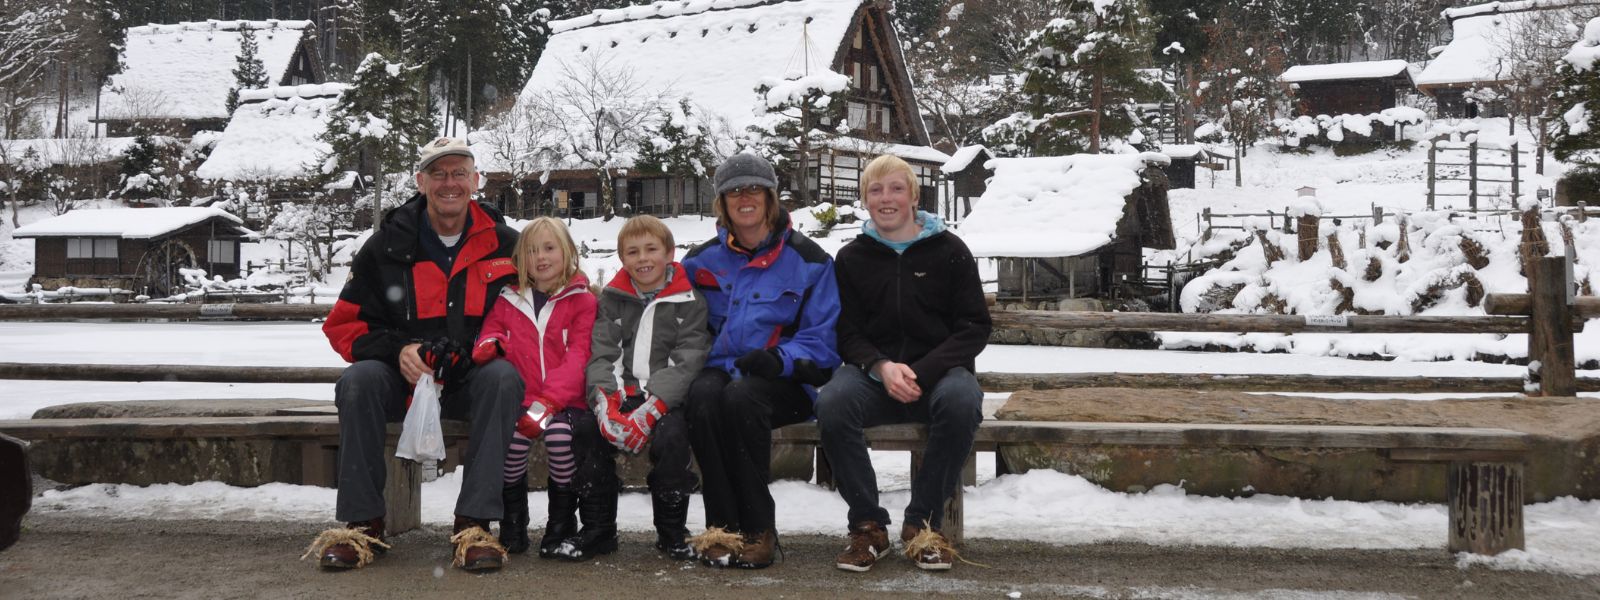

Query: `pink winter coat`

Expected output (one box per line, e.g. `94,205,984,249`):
475,273,598,426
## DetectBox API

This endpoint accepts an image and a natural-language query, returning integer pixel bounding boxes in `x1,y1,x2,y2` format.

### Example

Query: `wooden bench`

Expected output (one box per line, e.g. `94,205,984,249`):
772,420,1532,555
0,416,468,535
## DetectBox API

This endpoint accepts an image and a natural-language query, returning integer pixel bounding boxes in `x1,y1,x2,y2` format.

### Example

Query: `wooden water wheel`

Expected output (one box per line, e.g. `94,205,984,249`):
133,238,199,298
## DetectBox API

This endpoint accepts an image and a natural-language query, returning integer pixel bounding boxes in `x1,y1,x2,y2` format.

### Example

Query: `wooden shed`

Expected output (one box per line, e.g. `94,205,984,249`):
1281,60,1413,140
14,207,255,298
960,153,1175,301
940,145,992,220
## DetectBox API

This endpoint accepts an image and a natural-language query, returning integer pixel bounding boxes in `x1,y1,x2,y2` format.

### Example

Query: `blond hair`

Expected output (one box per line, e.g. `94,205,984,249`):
617,214,675,249
860,155,920,204
514,217,580,294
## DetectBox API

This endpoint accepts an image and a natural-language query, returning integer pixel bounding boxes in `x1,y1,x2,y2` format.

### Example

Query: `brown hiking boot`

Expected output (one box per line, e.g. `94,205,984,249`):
303,518,389,570
901,521,954,571
835,521,891,572
689,527,744,568
733,529,778,569
451,516,507,572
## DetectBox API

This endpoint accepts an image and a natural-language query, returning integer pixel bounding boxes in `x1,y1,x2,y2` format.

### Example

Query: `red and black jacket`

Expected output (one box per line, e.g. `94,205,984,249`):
323,194,520,368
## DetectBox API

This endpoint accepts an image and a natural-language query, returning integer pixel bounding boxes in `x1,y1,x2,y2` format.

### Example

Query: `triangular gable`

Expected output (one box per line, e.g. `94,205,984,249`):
835,2,930,146
493,0,940,173
100,20,314,122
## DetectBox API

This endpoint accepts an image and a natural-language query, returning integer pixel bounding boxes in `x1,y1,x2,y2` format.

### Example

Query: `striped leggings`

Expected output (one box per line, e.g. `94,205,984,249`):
503,419,576,486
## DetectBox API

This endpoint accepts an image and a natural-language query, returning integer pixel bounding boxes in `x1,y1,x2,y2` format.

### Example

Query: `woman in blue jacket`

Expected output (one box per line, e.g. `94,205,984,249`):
681,152,840,569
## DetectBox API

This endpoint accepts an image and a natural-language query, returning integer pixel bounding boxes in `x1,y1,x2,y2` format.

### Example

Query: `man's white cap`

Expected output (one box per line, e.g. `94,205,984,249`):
417,136,474,171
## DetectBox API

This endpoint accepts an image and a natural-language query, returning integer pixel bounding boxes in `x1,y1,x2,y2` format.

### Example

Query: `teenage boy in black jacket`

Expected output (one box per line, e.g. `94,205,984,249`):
817,154,991,573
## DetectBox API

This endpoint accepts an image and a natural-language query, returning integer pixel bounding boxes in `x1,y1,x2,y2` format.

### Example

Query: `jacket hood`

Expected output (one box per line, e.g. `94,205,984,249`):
863,210,946,248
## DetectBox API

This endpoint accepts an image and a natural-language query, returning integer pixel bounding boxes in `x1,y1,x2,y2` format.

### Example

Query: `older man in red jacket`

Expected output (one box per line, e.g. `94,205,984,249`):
309,138,523,572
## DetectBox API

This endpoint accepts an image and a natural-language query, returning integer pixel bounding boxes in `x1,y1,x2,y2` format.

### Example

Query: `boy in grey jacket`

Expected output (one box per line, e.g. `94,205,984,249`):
589,215,712,560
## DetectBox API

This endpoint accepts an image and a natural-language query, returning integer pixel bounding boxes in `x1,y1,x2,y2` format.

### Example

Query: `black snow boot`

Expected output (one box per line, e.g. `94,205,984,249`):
552,490,619,562
538,480,579,559
499,476,530,554
652,491,695,560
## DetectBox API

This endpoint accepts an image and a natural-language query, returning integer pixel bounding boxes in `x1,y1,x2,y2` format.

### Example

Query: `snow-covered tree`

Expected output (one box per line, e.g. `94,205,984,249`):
635,98,719,216
265,199,349,280
903,3,1022,148
1554,17,1600,186
225,25,270,114
318,52,435,229
986,0,1156,156
518,54,666,220
747,72,849,206
1196,4,1287,186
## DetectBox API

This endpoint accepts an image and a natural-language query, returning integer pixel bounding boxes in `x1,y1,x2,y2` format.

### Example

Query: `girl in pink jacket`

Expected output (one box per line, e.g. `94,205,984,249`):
471,217,597,557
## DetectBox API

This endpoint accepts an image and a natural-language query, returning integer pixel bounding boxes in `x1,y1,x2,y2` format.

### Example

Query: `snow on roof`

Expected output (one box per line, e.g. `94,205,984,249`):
942,145,989,173
195,84,347,181
100,20,311,121
958,153,1166,258
1416,1,1585,89
12,207,246,239
2,137,139,166
825,136,950,165
503,0,865,171
1281,60,1410,83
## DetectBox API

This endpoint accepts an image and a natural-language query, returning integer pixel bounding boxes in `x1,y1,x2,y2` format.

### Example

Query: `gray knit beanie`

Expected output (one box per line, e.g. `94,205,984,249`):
714,152,778,195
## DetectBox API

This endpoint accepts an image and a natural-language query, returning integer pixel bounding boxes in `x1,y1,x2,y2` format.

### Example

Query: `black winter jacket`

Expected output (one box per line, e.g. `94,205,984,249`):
833,230,991,392
323,194,520,368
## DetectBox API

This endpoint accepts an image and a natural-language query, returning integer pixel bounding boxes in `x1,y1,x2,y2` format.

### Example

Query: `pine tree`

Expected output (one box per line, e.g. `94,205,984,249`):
1553,18,1600,190
635,98,718,216
225,24,270,114
988,0,1157,156
318,53,436,229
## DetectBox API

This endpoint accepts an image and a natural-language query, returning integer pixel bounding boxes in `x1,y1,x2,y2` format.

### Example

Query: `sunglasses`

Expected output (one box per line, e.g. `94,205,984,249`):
725,185,767,199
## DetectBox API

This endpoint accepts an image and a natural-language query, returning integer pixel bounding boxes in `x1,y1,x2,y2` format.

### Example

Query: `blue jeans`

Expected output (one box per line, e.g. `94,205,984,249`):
814,364,983,531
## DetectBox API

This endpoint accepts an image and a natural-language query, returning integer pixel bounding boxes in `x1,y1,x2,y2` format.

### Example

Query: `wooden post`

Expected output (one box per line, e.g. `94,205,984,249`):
1530,254,1576,397
1511,142,1520,202
1468,143,1479,211
1201,207,1212,241
1297,215,1318,260
1580,202,1590,224
1371,203,1383,224
1427,143,1436,210
1448,461,1524,555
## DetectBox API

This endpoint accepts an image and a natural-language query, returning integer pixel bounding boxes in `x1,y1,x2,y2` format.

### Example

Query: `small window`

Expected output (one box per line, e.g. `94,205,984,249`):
869,65,879,92
95,238,118,259
853,28,862,49
66,238,91,258
847,102,868,130
879,106,891,133
208,240,235,264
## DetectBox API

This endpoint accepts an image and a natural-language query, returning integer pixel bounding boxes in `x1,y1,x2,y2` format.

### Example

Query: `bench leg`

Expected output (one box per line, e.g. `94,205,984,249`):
384,455,423,535
912,451,977,547
299,441,336,487
814,444,835,490
1447,461,1524,555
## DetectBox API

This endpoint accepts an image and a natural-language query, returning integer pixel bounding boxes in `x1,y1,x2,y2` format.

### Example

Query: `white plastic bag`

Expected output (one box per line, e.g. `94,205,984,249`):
396,373,447,461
